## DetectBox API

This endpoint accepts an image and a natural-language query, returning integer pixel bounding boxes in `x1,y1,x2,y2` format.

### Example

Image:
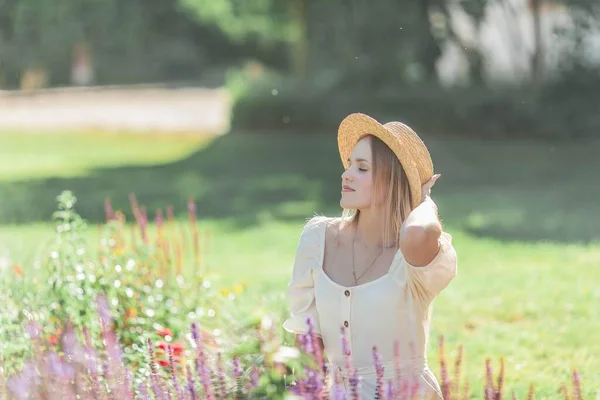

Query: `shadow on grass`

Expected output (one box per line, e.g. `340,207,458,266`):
0,132,343,229
0,131,598,243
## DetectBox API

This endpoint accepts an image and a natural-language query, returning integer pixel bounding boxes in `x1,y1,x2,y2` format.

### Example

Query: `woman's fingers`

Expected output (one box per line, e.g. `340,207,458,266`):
423,174,441,190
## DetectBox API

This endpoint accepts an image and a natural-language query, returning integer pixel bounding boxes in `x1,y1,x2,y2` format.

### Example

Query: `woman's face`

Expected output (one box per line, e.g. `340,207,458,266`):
340,137,373,210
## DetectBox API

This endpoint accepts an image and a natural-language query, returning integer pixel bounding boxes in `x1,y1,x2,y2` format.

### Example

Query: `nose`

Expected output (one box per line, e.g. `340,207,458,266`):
341,167,353,182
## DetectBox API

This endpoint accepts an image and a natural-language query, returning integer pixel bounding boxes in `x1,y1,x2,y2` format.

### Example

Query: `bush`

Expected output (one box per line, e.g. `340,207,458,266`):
230,69,600,140
0,191,234,379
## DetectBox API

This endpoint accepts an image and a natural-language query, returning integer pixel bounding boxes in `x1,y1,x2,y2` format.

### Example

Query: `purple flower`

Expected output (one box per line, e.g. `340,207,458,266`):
386,381,394,400
45,352,74,380
147,338,166,400
191,322,214,400
140,205,148,243
340,327,359,400
138,383,151,400
186,365,197,400
216,352,227,398
25,321,41,339
104,198,113,221
306,317,325,376
332,368,348,400
372,346,384,400
96,295,111,327
250,365,260,386
167,345,184,400
232,355,242,378
7,361,40,399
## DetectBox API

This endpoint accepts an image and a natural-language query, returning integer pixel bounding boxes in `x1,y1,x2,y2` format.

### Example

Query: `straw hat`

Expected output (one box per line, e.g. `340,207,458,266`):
337,112,434,210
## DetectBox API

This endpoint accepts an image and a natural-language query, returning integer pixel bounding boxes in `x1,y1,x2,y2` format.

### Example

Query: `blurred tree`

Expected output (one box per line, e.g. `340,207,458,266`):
0,0,145,86
179,0,310,76
416,0,444,82
0,0,277,88
290,0,309,77
179,0,294,43
456,0,487,85
303,0,443,88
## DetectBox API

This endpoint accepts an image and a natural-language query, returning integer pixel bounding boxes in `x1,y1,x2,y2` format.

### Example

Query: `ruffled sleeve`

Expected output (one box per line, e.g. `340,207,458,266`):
282,216,326,336
402,231,458,301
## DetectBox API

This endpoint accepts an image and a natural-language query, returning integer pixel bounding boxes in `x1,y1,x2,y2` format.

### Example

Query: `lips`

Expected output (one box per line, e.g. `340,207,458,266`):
342,185,355,192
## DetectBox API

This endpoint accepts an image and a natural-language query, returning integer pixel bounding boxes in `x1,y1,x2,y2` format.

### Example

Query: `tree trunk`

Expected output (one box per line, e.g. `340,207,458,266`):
439,0,486,86
530,0,544,84
291,0,309,77
417,0,442,82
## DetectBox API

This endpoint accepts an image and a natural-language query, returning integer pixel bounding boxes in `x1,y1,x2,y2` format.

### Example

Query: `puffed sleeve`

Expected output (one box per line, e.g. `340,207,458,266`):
403,231,458,301
282,216,325,336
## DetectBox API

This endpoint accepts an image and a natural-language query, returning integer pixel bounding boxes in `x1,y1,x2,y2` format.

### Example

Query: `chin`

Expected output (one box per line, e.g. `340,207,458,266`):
340,199,360,209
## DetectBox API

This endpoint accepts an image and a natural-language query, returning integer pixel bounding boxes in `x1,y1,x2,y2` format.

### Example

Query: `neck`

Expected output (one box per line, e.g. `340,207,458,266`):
354,208,394,248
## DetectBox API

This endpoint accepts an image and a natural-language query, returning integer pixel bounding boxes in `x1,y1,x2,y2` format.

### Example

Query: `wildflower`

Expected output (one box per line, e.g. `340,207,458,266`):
157,359,170,367
157,327,173,338
167,345,184,400
12,264,23,277
104,198,113,221
216,352,227,398
186,365,197,400
233,283,245,294
157,341,184,356
191,322,215,400
372,346,384,400
125,307,137,319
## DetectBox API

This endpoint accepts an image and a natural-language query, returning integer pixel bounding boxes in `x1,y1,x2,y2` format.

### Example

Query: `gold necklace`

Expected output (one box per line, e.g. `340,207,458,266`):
351,228,385,285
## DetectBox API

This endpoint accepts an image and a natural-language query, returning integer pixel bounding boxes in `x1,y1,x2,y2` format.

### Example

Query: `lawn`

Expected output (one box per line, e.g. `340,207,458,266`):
0,129,599,398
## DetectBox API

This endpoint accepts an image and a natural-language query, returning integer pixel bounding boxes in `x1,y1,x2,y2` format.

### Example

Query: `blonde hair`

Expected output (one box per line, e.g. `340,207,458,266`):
341,135,412,247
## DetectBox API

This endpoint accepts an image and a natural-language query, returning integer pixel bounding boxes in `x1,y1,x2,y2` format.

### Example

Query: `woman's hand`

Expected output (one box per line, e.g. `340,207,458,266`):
421,173,441,203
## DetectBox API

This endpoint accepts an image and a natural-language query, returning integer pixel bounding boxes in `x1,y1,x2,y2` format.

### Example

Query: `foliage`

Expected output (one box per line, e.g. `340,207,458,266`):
0,306,585,399
179,0,294,44
0,190,234,381
230,66,600,139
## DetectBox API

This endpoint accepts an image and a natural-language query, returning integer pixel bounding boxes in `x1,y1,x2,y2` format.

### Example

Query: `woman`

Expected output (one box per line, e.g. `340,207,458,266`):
283,113,458,399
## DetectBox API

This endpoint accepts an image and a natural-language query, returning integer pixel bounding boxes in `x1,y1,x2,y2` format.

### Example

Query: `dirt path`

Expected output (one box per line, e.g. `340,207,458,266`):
0,85,232,135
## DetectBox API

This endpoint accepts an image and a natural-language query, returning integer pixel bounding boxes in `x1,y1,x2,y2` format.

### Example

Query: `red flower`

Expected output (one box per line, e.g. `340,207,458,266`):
49,335,59,345
156,341,184,356
157,341,168,351
157,327,173,337
157,359,170,367
171,342,185,356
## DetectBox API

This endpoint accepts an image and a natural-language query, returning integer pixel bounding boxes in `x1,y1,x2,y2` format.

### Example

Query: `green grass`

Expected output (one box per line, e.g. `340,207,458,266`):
0,130,599,398
0,131,212,182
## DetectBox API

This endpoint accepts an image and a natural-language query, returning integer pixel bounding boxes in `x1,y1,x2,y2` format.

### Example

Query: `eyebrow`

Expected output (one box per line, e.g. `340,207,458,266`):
348,158,371,164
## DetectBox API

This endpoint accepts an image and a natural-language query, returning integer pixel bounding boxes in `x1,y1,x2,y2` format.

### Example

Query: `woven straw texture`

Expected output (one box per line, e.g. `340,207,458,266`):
337,113,434,210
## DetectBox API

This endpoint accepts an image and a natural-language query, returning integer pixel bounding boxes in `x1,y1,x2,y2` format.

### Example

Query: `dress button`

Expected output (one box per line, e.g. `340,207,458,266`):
344,320,349,328
344,290,350,297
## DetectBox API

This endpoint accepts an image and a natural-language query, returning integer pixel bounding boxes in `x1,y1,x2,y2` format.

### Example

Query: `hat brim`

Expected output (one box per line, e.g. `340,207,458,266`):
337,113,433,210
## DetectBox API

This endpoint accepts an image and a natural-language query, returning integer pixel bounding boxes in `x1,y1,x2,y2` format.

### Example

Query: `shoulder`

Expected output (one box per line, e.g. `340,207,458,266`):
298,215,343,245
302,214,339,232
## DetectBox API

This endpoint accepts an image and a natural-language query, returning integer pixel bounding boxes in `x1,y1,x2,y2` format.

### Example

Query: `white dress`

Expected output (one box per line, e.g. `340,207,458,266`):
283,216,458,399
